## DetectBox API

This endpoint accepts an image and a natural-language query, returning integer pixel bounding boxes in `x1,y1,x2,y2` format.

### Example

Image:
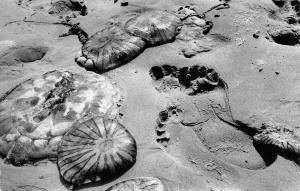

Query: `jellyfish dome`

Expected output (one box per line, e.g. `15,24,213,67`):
0,70,122,165
57,116,137,189
77,26,146,72
125,10,182,45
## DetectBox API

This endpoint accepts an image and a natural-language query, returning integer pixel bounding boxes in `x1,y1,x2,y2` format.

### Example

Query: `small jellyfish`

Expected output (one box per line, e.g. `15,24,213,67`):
106,177,165,191
254,126,300,157
125,10,182,45
77,26,146,72
57,116,137,190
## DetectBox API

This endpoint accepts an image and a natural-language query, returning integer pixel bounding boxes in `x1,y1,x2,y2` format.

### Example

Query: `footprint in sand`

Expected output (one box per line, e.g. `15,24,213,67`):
150,64,277,170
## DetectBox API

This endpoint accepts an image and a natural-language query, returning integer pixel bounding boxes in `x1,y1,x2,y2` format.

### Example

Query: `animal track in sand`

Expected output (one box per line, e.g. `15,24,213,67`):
151,65,277,170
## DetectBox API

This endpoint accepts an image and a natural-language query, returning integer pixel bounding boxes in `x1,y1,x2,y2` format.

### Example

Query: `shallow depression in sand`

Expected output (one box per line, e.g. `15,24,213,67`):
0,42,48,66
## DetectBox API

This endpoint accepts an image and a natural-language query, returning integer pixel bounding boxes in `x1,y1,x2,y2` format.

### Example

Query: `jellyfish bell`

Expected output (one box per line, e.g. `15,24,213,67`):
57,116,137,190
125,10,182,46
78,26,145,72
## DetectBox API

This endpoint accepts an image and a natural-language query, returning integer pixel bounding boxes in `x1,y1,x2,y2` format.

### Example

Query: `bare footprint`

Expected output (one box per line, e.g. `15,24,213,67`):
150,65,277,170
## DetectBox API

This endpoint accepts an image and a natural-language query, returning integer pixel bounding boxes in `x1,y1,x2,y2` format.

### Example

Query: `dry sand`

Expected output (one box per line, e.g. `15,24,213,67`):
1,0,300,190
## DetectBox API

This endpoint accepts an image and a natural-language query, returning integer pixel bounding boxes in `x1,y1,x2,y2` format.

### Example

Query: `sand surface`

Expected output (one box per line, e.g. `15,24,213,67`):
1,0,300,190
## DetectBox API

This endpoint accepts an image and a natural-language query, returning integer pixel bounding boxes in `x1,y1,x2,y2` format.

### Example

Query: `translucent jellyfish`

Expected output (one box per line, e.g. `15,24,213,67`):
57,116,137,190
254,124,300,157
0,70,122,165
76,26,146,72
125,10,182,45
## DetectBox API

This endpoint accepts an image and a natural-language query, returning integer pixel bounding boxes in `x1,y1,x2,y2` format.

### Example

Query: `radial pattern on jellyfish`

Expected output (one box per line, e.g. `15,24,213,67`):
57,116,137,187
0,70,122,165
106,177,165,191
125,10,182,45
80,26,145,72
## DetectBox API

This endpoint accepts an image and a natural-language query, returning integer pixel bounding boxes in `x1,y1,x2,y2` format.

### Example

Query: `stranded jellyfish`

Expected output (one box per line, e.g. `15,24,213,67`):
76,26,145,72
254,124,300,157
57,116,137,190
125,10,182,45
0,70,122,165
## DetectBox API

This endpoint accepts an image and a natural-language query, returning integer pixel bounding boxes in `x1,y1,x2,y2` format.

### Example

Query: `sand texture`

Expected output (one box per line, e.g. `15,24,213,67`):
1,0,300,190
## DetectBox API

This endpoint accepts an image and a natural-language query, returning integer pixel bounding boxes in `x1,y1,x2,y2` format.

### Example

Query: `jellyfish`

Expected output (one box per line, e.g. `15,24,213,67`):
106,177,165,191
0,70,122,165
76,26,146,72
254,125,300,157
125,10,182,45
57,116,137,190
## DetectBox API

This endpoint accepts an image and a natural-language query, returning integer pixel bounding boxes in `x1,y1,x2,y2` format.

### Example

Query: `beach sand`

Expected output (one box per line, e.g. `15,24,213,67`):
1,0,300,190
